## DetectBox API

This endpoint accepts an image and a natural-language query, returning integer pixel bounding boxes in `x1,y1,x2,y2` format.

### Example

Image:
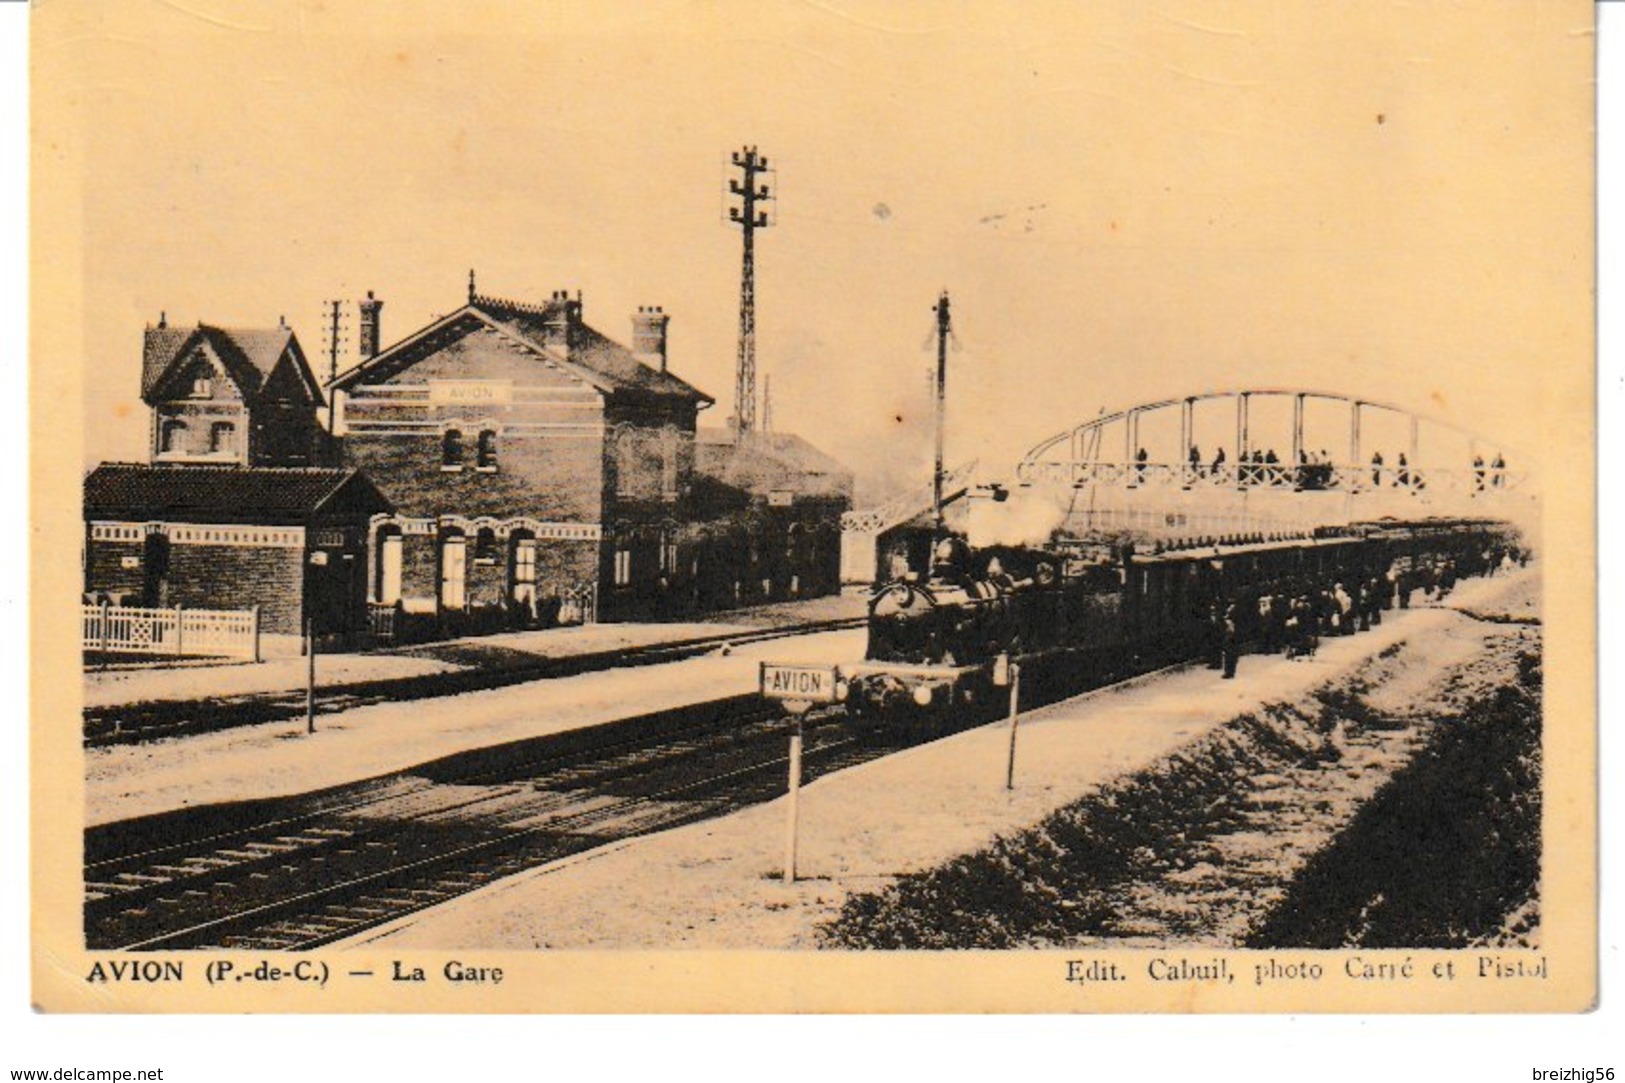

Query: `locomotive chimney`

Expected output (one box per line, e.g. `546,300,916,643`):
631,306,669,373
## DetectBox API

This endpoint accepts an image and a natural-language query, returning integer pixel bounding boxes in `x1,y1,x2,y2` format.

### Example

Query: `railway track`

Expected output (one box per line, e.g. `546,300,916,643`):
85,642,1194,952
84,616,866,746
85,695,872,951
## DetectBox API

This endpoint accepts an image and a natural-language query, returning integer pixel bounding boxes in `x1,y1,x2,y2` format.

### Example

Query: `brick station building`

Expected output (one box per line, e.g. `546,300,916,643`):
330,284,715,635
687,429,854,609
82,463,391,637
83,282,853,647
82,321,388,638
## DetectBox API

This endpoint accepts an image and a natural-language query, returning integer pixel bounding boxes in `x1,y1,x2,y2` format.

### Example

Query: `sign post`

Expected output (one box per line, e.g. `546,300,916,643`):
784,713,805,884
305,616,317,736
993,654,1021,791
759,663,842,884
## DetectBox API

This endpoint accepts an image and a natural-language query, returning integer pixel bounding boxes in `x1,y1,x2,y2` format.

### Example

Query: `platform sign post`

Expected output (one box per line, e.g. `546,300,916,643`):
760,663,841,884
305,616,317,736
994,655,1022,791
784,712,806,884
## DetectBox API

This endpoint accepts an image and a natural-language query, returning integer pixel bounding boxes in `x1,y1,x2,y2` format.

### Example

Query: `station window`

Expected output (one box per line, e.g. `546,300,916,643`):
442,429,464,469
661,435,679,499
209,421,236,454
187,364,213,398
513,539,536,588
440,535,467,609
376,532,403,605
614,546,632,587
476,430,498,471
159,419,187,454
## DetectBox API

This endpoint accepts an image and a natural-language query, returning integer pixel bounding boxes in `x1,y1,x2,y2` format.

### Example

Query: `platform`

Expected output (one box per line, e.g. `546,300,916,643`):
351,566,1539,951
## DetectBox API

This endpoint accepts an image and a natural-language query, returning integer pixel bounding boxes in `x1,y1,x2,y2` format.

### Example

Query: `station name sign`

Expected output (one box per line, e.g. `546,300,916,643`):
759,663,841,704
429,380,514,406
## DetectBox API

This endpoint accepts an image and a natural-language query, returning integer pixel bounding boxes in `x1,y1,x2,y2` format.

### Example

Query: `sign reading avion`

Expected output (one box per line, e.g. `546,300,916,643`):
759,663,841,706
429,379,514,406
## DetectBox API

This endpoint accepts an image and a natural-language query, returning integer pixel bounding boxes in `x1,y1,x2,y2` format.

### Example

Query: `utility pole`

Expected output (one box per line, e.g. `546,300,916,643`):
322,299,346,434
932,290,952,545
726,145,773,443
761,374,773,435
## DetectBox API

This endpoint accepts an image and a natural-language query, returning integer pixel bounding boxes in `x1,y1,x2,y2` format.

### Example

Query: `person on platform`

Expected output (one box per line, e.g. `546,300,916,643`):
1221,599,1242,679
1371,451,1384,487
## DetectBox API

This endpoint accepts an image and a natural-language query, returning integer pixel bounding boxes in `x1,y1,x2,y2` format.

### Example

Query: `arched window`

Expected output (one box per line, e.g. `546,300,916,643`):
473,526,499,565
209,421,236,454
476,430,498,470
661,431,679,499
159,419,187,454
375,529,403,605
440,531,467,609
442,429,464,469
659,527,677,576
615,431,638,496
187,363,213,398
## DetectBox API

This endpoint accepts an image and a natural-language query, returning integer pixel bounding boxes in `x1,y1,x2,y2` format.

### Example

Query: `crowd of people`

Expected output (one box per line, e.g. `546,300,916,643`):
1137,445,1514,493
1207,540,1526,680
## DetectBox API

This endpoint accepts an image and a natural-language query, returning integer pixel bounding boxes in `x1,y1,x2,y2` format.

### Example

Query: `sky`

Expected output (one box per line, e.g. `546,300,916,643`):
45,0,1593,497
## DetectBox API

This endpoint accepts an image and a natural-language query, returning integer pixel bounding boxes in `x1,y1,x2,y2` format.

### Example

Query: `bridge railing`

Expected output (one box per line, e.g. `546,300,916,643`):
841,460,980,535
1016,459,1526,496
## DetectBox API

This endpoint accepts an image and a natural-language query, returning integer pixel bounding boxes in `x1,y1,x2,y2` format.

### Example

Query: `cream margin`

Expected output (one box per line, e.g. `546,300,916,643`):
29,0,1597,1014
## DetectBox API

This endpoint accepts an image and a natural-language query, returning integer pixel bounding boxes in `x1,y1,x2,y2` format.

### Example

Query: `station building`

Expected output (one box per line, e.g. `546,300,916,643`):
688,429,854,608
81,320,387,638
83,283,854,647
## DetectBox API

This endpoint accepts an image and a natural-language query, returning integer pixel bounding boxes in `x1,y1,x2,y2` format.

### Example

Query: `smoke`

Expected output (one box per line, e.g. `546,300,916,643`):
965,488,1068,549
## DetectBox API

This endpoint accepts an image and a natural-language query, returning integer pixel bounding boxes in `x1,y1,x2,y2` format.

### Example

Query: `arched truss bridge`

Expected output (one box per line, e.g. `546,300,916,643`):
1016,388,1527,498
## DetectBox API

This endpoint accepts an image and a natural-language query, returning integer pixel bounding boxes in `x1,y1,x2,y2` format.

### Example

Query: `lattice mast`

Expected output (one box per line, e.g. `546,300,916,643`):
932,290,952,542
726,145,773,443
321,299,347,434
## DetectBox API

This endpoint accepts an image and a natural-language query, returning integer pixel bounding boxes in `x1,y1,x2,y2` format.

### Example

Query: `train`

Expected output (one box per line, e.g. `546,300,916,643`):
836,517,1522,728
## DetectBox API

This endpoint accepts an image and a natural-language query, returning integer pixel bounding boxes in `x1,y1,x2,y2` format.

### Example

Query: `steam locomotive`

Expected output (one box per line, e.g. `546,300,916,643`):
837,518,1516,728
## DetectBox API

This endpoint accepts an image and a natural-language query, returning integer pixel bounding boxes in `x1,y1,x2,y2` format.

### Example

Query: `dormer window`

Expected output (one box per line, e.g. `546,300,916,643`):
159,419,187,454
209,421,236,455
441,428,464,470
187,362,213,398
476,429,498,471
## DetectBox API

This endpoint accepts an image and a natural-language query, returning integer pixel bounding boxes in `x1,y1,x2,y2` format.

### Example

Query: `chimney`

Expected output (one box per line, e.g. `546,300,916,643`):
542,289,582,355
358,291,384,359
631,306,670,372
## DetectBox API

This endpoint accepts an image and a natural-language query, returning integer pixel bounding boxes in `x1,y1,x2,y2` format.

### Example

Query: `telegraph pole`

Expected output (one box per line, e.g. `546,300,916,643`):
932,290,952,544
726,145,773,443
322,299,346,434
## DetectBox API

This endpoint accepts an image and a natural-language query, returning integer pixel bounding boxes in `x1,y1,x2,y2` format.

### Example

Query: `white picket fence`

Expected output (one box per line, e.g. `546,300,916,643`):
82,603,261,661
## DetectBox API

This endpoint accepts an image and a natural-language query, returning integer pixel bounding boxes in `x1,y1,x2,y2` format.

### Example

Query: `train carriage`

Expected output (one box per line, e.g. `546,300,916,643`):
837,518,1514,732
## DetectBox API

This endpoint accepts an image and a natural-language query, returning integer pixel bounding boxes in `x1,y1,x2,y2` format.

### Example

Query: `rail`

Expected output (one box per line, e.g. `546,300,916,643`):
842,460,980,534
83,603,261,661
1016,458,1526,495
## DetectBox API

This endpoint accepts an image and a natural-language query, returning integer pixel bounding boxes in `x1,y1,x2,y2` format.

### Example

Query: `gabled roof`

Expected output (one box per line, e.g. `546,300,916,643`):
695,428,855,500
84,463,392,525
142,324,319,405
330,293,713,405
